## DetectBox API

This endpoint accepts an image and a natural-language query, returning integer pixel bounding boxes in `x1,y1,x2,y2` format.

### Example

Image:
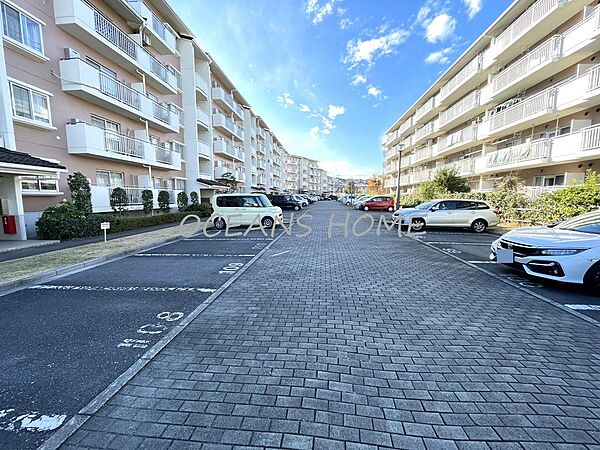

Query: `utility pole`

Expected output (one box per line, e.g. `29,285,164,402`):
394,144,404,209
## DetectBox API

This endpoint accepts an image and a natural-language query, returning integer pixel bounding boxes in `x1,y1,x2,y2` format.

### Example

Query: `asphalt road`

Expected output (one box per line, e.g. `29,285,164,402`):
0,207,303,450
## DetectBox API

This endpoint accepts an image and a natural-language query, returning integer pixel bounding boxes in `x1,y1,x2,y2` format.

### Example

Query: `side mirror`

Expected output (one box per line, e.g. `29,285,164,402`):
430,207,438,212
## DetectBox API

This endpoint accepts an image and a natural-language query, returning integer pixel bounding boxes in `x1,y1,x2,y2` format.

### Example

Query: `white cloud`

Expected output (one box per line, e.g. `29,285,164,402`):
339,17,353,30
367,85,382,98
276,92,295,108
343,28,410,69
327,104,346,120
309,126,321,139
425,13,456,43
463,0,482,19
424,47,452,64
305,0,338,25
299,104,311,113
351,74,367,85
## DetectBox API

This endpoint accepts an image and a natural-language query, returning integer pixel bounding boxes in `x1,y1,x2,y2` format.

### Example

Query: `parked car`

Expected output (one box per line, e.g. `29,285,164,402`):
361,196,395,212
344,195,356,206
293,195,309,207
353,196,372,209
270,194,303,211
392,199,499,233
491,209,600,290
210,193,283,230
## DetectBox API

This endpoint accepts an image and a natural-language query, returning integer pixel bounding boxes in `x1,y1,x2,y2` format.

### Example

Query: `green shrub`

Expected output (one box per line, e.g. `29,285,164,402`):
67,172,92,215
36,202,100,241
141,189,153,214
177,191,188,211
432,167,471,193
157,190,171,213
185,203,211,216
190,191,199,207
110,187,128,214
97,212,198,234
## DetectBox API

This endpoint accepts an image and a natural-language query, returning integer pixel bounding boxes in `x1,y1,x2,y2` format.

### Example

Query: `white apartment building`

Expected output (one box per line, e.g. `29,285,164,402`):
383,0,600,199
0,0,330,240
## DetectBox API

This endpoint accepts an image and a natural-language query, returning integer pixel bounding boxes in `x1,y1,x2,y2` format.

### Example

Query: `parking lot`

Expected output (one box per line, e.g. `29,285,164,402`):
0,209,300,450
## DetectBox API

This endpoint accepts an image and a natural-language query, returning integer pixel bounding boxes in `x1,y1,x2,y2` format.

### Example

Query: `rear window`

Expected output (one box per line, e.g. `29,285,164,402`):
455,201,490,210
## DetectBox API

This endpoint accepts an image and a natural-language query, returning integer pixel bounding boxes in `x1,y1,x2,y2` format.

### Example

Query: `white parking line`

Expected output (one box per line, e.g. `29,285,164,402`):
29,285,216,293
426,242,492,246
184,238,273,241
566,304,600,311
468,261,497,264
271,250,291,257
134,253,256,257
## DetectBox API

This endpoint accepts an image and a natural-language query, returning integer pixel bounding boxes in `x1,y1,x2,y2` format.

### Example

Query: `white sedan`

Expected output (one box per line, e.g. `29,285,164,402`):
491,210,600,290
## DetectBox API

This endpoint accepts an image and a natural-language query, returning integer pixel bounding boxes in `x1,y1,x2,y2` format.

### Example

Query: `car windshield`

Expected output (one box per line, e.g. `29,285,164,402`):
415,201,437,210
257,195,273,207
555,210,600,235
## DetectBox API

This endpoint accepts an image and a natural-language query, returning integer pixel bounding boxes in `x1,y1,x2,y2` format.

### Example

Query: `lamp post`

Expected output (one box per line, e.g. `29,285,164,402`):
394,144,405,209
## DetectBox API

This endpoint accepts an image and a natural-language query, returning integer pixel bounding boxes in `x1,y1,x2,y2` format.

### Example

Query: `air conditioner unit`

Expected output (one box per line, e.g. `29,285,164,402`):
64,48,80,59
141,32,152,46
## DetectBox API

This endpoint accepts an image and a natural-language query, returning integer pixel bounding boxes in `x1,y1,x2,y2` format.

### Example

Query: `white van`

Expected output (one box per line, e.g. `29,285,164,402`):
210,193,283,230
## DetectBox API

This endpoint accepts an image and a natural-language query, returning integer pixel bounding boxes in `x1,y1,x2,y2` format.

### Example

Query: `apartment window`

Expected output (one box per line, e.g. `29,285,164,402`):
534,174,565,187
91,114,120,133
21,175,59,192
173,178,185,190
540,126,571,139
10,81,50,125
152,177,162,189
96,170,124,187
86,57,117,79
1,2,43,54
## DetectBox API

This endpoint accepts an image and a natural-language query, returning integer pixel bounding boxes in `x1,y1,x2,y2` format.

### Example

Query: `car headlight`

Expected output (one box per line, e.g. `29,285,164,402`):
539,249,588,256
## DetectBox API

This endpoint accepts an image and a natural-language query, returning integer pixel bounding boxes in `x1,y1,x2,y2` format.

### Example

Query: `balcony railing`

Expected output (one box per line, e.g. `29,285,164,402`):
214,138,244,160
99,72,140,109
195,73,209,95
213,112,244,140
437,124,477,152
435,159,475,176
439,90,480,127
486,139,550,168
491,0,563,55
492,35,562,95
103,129,144,158
440,54,483,101
414,122,434,143
415,96,435,121
212,86,244,118
196,108,209,126
154,145,173,164
581,123,600,150
489,88,555,132
412,170,431,183
153,102,171,124
413,146,433,163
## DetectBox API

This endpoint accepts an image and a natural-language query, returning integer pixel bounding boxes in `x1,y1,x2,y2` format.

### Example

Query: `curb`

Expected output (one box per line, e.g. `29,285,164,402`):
411,236,600,330
37,226,288,450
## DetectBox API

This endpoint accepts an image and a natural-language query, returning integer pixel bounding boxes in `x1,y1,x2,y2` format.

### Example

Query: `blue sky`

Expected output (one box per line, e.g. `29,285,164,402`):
171,0,513,178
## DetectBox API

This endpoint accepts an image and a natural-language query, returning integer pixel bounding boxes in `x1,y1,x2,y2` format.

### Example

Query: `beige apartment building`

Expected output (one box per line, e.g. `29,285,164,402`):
383,0,600,199
283,152,330,194
0,0,330,240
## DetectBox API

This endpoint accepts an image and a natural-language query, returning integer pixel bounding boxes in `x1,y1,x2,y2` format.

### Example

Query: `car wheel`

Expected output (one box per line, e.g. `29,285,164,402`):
261,216,275,228
294,205,300,211
583,262,600,295
471,219,487,233
213,217,226,230
410,218,425,232
363,206,369,211
387,206,394,212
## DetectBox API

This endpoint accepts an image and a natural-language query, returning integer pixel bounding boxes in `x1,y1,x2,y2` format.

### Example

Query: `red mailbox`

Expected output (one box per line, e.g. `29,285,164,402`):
2,215,17,235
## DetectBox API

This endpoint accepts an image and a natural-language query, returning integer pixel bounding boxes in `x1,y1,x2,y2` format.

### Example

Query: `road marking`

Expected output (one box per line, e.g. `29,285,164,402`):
566,304,600,311
469,260,497,264
137,324,168,334
426,242,492,246
271,250,291,257
134,253,256,257
0,409,66,432
117,338,150,349
442,248,462,254
29,285,216,293
184,238,273,241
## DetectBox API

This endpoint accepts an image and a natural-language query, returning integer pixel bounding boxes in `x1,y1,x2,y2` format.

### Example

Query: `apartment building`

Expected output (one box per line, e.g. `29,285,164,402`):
0,0,331,240
383,0,600,199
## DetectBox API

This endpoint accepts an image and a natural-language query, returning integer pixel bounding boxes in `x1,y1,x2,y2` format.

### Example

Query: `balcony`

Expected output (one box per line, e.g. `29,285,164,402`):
257,143,266,155
439,54,484,105
195,73,209,98
414,95,437,123
214,162,236,179
54,0,178,94
273,156,282,166
127,0,177,55
413,145,434,164
413,121,435,145
412,169,431,184
196,108,209,129
212,112,244,142
257,128,267,140
213,138,244,161
438,90,480,130
59,58,178,133
483,139,551,173
257,159,266,170
435,158,476,177
198,140,210,159
212,86,244,120
437,124,478,156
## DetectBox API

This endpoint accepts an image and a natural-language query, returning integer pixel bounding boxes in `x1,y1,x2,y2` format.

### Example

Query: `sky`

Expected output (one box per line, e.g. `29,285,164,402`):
170,0,513,178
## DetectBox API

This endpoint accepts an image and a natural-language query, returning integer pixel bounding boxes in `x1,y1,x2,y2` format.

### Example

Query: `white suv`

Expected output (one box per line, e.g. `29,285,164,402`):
392,199,499,233
210,193,283,230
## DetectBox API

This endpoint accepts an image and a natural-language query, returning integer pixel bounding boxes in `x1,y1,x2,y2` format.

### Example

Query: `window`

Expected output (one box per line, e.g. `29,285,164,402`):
91,115,120,133
21,176,59,192
1,2,43,54
174,178,185,190
240,196,261,207
96,170,124,187
86,57,117,79
534,174,565,187
216,196,239,208
540,126,570,139
152,176,162,189
434,201,457,210
10,81,50,125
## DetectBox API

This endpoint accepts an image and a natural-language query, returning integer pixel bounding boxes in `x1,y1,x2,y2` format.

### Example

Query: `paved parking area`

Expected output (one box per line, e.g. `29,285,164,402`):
47,201,600,450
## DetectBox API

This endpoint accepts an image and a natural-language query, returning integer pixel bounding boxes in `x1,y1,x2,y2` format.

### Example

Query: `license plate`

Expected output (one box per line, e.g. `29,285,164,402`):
497,247,514,264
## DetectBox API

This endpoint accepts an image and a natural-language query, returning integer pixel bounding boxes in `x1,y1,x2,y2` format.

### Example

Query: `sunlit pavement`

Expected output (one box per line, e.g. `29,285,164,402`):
5,201,600,449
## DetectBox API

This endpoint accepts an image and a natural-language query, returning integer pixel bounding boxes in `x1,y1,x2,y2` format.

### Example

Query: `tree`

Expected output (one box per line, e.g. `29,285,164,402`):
216,172,238,192
141,189,154,215
190,191,199,207
67,172,92,215
110,187,128,214
433,167,471,193
342,180,356,194
367,176,385,195
177,191,188,211
157,190,171,213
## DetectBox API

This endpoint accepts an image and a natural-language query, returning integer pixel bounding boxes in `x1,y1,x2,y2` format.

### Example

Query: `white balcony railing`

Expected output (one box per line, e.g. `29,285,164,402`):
439,90,480,127
212,86,244,118
435,158,475,176
195,73,209,95
489,88,555,132
103,129,144,158
414,122,435,143
413,146,433,163
213,138,244,160
581,123,600,150
213,111,244,140
486,139,551,168
99,71,141,109
437,124,477,153
197,140,210,158
412,169,431,183
154,145,173,164
415,96,436,121
196,108,209,126
440,54,483,101
127,0,177,53
491,35,562,95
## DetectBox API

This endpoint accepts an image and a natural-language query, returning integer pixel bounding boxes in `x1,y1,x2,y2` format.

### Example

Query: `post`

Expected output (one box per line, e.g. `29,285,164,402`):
394,144,404,209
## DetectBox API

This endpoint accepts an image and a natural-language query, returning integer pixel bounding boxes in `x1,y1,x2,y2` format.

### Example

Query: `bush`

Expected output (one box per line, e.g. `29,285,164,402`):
96,212,199,234
157,190,171,213
36,202,100,241
67,172,92,215
141,189,153,214
110,187,128,214
190,191,199,207
185,203,211,216
432,167,471,193
177,191,188,212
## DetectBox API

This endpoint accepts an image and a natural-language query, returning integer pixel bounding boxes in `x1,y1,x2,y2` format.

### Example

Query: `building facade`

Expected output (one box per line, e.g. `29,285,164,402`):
0,0,330,239
383,0,600,199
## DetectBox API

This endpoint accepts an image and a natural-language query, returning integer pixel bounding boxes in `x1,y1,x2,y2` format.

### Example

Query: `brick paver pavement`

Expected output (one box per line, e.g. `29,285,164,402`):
61,202,600,449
